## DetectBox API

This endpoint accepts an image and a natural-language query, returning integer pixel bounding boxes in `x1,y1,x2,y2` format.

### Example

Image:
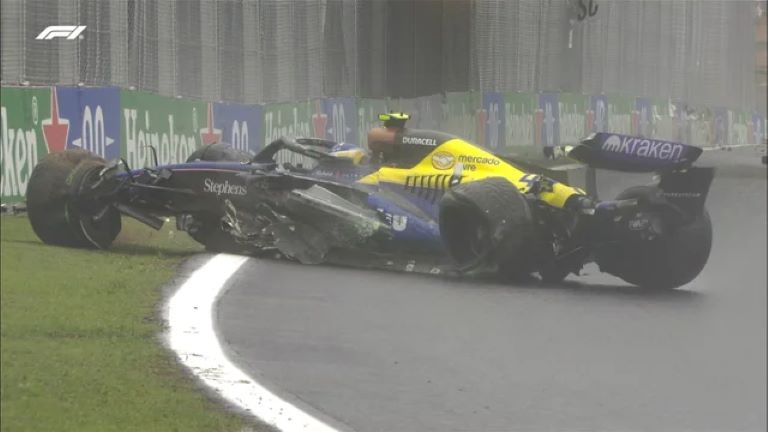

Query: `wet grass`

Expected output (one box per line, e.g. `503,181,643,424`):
0,216,259,432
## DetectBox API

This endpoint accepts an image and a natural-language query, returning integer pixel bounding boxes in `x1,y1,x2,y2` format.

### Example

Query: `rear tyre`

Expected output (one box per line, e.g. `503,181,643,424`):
439,178,541,279
596,186,712,289
27,150,109,247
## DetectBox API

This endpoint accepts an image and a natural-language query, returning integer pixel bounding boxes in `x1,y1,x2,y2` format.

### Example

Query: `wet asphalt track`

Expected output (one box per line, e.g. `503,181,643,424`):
216,147,766,432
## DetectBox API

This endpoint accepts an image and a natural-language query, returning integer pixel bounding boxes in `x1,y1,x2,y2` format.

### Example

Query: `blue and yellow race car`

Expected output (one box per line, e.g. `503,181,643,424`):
26,112,715,289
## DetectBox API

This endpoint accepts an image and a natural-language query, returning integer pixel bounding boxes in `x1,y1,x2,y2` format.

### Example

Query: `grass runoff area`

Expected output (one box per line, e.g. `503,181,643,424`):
1,215,264,431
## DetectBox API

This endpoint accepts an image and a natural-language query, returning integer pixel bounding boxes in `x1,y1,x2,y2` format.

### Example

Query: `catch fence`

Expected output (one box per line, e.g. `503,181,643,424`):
1,0,761,113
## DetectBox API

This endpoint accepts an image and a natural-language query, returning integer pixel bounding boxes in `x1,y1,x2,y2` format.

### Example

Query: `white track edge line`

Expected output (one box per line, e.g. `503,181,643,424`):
166,253,341,432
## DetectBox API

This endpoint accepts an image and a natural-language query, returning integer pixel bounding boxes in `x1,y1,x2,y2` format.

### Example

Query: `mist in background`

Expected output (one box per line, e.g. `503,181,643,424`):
1,0,764,114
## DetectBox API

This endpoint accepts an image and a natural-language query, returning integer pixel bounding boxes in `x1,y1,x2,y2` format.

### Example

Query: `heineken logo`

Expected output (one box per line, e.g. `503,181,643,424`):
264,107,311,143
123,108,198,168
1,106,40,198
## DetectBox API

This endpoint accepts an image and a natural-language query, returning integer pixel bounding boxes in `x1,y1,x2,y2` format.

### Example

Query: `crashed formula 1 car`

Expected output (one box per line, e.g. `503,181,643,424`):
26,113,715,289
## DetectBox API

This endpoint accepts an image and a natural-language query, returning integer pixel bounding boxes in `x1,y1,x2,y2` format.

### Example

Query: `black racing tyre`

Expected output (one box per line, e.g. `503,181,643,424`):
66,159,122,249
439,177,540,278
185,213,245,253
186,143,252,163
27,150,102,247
597,186,712,289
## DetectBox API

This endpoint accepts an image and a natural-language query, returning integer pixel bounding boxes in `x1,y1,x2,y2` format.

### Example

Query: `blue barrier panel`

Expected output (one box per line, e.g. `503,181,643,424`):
481,92,504,149
56,86,121,160
314,97,358,144
588,95,608,134
537,92,560,148
213,101,264,154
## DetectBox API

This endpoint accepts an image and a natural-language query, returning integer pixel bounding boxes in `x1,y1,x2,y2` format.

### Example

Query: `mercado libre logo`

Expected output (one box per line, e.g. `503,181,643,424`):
431,151,455,170
41,87,69,154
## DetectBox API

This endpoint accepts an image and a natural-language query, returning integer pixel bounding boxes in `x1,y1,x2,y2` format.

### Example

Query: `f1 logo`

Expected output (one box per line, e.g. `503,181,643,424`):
36,25,86,40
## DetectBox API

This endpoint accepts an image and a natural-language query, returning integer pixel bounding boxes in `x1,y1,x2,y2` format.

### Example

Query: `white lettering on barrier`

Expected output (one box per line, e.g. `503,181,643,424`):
264,108,311,144
608,103,631,134
331,103,346,143
505,102,533,146
72,105,114,157
559,102,584,145
124,108,197,168
544,102,556,146
231,120,249,152
487,102,500,149
1,107,39,198
444,101,474,140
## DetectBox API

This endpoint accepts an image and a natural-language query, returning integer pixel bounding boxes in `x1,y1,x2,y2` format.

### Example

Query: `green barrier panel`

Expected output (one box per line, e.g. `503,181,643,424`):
607,94,633,135
263,100,312,145
357,98,388,148
1,87,52,202
559,93,588,145
728,110,750,146
120,90,207,168
502,92,536,147
469,91,482,145
441,91,477,143
651,98,678,142
3,84,762,203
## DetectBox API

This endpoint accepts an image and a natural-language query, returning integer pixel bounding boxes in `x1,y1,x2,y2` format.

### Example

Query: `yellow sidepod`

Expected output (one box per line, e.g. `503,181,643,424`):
358,138,584,209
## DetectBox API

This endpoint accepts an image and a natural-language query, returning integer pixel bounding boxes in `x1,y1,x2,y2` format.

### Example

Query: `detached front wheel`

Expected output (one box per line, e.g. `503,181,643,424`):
27,150,121,249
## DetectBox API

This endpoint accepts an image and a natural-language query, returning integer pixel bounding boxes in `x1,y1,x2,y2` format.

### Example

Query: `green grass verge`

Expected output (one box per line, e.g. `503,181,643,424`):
0,216,258,432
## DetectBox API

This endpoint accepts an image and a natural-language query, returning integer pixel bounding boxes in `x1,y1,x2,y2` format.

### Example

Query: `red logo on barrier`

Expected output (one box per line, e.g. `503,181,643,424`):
585,108,595,133
312,100,328,139
475,108,486,147
631,110,640,136
41,88,69,153
200,102,222,145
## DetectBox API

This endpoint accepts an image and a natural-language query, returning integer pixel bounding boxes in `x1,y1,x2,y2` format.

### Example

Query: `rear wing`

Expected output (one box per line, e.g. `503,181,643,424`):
568,133,702,173
569,133,714,218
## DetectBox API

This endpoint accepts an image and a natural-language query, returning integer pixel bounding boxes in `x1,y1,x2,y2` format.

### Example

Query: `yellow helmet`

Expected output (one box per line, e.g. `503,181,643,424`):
378,112,410,129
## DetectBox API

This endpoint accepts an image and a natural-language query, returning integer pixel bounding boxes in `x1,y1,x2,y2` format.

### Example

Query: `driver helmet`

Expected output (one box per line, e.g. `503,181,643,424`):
329,143,369,165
